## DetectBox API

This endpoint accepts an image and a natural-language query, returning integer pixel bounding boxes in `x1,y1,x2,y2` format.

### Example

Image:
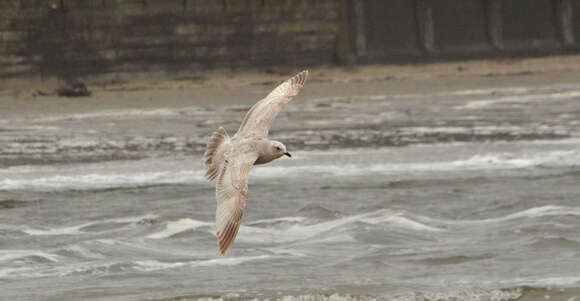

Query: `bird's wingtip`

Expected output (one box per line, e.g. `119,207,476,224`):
291,70,309,86
218,243,230,256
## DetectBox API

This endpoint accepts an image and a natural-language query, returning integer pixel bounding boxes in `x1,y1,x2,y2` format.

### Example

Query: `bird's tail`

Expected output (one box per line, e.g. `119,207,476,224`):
203,126,229,181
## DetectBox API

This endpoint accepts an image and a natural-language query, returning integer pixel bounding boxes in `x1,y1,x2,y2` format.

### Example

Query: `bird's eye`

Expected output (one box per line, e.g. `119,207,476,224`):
275,146,280,151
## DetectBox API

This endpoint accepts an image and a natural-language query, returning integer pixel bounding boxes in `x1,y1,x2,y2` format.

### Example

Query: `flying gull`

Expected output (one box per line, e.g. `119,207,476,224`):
203,70,309,255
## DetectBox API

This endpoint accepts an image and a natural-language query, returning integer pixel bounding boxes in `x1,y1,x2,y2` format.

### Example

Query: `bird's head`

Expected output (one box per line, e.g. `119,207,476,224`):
270,140,291,158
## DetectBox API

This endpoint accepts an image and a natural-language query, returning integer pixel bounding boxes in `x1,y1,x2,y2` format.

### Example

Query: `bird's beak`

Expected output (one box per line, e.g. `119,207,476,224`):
284,152,292,158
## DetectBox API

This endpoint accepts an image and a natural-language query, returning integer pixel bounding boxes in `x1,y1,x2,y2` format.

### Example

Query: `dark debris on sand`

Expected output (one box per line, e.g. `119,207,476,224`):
57,81,92,97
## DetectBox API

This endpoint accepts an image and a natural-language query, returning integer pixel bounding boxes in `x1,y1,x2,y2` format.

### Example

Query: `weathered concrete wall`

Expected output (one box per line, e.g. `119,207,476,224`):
0,0,338,80
352,0,580,62
1,0,579,82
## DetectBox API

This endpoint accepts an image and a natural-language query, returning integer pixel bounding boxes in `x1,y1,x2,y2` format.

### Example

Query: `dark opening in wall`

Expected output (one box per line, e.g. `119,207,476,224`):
502,0,560,52
362,0,421,60
430,0,492,55
571,0,580,47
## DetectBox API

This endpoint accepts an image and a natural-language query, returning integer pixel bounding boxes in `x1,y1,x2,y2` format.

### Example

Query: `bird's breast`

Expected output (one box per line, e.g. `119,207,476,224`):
254,152,284,165
254,155,274,165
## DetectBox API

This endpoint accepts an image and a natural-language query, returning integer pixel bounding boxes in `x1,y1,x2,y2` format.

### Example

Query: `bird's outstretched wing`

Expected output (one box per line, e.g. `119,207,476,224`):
236,70,308,138
215,151,258,255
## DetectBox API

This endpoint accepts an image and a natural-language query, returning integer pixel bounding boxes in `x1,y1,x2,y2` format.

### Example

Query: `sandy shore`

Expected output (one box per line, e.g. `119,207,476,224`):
1,54,580,120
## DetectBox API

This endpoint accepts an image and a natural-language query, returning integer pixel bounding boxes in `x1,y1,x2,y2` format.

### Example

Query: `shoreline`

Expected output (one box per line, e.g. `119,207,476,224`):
1,54,580,119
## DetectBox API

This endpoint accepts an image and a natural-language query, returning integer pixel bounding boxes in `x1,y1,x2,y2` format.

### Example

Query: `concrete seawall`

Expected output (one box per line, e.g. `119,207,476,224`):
1,0,579,81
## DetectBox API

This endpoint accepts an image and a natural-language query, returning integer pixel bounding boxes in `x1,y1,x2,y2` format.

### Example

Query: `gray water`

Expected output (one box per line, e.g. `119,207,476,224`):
1,83,580,301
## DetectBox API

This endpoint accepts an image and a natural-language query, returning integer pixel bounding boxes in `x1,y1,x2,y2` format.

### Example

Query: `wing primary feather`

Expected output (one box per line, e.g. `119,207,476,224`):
219,218,241,255
214,152,256,255
220,223,234,254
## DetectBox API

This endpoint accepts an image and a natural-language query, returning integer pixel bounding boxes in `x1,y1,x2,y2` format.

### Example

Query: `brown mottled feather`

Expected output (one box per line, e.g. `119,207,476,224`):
203,127,229,181
215,154,256,255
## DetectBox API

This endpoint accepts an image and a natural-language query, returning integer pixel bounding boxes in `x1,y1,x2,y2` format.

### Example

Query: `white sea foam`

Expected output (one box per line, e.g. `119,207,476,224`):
1,145,578,191
480,206,580,226
419,288,523,301
128,206,579,246
420,206,580,226
458,91,580,109
246,216,306,226
146,216,331,244
23,215,156,236
163,289,524,301
426,150,578,170
238,209,443,244
0,266,37,278
361,213,445,232
147,210,441,245
34,108,181,122
238,214,357,243
134,255,272,271
502,206,580,220
310,87,534,103
147,218,212,239
397,124,570,137
254,150,580,180
392,84,578,100
23,224,88,236
242,207,579,245
60,245,105,259
0,125,61,131
309,85,580,104
470,205,580,224
447,87,531,96
133,260,187,271
0,250,61,263
512,276,580,288
398,86,533,99
475,276,580,290
192,255,272,267
0,170,204,191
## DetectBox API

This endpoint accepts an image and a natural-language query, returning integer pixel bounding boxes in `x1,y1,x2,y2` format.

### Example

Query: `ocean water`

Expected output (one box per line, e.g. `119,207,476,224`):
1,83,580,301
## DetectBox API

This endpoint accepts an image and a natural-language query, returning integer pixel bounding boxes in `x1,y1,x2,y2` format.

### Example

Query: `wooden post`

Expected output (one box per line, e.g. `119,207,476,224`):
554,0,575,46
415,0,435,53
353,0,366,57
337,0,357,64
485,0,504,51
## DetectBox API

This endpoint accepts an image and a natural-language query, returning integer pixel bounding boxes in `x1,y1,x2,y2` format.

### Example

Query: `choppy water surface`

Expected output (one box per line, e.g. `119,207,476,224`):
1,83,580,301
